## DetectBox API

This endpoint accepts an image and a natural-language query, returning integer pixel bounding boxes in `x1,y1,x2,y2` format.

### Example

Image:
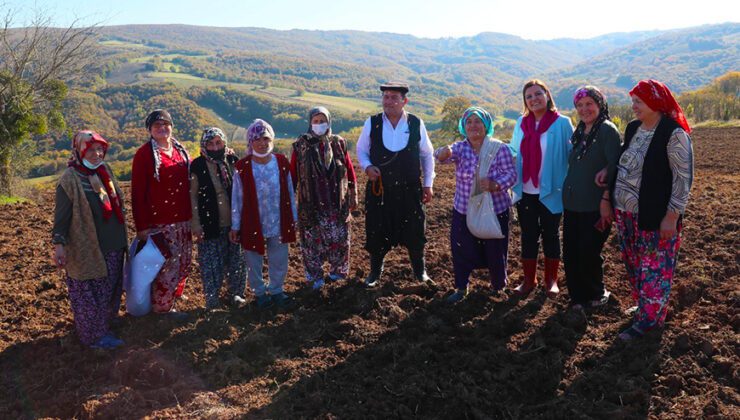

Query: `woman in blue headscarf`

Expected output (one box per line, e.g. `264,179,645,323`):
434,107,517,303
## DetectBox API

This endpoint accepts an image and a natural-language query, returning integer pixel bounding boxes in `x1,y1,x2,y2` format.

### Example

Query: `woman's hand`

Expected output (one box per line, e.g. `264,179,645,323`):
192,228,204,243
594,167,609,188
480,178,500,192
595,199,614,232
349,188,358,211
228,230,240,244
659,212,679,240
136,229,151,242
53,244,66,269
435,145,452,162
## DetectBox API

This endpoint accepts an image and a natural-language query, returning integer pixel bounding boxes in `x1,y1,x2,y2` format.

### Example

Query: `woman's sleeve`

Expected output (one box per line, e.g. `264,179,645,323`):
603,126,622,187
130,147,151,232
345,150,357,185
667,128,694,213
289,148,299,189
488,145,517,190
189,172,201,231
51,184,72,245
230,171,243,231
508,118,523,158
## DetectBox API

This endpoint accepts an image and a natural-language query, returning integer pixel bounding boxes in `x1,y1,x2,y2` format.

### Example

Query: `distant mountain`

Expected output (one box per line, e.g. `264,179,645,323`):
97,23,740,110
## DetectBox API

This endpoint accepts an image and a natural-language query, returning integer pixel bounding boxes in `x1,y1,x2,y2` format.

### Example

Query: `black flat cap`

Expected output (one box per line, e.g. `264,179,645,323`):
380,82,409,94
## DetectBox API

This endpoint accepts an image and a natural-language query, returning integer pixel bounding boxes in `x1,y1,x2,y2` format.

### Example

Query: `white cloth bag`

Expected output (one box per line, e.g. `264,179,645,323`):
466,137,504,239
123,236,166,316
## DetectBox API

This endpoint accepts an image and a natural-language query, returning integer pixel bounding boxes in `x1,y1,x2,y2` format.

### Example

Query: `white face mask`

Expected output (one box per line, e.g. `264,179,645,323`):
251,143,274,158
83,159,103,170
311,123,329,136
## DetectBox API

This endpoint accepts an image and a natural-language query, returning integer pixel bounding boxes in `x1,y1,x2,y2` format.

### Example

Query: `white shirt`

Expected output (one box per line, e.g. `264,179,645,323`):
356,111,435,188
522,127,548,194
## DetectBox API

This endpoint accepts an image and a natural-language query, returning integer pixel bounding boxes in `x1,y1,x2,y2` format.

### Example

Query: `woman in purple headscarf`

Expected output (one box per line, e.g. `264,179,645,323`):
229,119,297,309
562,86,622,310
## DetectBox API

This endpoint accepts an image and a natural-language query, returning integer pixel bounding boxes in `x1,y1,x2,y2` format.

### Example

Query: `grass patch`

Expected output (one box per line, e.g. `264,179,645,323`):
693,119,740,128
0,195,26,205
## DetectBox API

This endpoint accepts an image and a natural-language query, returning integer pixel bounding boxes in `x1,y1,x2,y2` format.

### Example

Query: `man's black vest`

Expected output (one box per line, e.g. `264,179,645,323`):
369,113,422,185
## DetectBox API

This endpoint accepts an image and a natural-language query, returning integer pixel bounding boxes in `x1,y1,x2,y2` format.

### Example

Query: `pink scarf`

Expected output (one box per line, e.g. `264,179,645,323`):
520,110,559,188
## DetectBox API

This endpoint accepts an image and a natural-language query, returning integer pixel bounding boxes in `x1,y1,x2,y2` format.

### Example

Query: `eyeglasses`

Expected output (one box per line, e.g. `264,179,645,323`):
525,91,546,101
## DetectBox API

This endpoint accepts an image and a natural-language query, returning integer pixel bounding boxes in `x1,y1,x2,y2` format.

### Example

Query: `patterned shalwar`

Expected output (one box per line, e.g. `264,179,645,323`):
616,210,682,332
65,250,124,346
151,221,192,313
300,210,350,282
197,227,246,308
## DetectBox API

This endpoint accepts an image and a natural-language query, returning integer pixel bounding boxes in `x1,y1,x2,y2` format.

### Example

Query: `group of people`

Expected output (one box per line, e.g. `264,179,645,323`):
51,78,693,349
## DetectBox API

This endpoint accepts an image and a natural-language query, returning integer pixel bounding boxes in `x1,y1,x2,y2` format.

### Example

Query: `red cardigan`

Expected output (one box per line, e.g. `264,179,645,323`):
235,154,296,255
131,142,192,232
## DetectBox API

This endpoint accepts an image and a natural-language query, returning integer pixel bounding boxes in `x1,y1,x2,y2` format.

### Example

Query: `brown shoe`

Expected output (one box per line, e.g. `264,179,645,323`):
514,258,537,297
544,258,560,299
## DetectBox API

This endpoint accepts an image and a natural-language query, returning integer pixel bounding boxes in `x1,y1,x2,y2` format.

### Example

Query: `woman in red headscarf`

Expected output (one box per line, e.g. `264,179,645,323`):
52,130,128,349
608,79,694,340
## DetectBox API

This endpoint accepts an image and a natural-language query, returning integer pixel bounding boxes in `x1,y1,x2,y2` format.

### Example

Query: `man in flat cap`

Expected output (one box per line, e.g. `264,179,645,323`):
356,82,435,287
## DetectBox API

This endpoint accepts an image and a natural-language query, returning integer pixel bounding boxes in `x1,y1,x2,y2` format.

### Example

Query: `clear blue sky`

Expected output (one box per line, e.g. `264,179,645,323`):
4,0,737,39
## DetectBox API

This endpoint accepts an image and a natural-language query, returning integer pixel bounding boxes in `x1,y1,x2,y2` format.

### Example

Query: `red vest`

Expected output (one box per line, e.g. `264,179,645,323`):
234,154,296,255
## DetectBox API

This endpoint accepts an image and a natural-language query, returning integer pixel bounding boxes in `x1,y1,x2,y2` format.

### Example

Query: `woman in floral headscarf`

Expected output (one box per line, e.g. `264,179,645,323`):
562,86,622,311
131,109,192,316
230,119,297,309
606,79,693,341
190,127,246,309
52,130,127,348
434,107,517,303
290,107,358,291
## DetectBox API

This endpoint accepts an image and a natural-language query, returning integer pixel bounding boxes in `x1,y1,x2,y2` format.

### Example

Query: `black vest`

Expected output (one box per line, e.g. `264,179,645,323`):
622,116,680,231
191,155,238,240
369,113,422,185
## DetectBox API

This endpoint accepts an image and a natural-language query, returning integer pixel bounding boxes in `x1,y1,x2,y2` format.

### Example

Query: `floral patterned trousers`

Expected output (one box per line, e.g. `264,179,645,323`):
299,212,350,283
151,221,192,313
616,210,682,332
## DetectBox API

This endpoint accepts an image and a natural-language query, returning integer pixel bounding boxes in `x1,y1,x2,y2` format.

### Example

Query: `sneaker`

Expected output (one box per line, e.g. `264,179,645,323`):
618,325,644,341
311,278,325,291
255,294,273,309
326,273,345,282
165,308,191,322
272,292,294,309
590,290,611,307
446,289,468,304
231,295,247,307
625,305,639,316
90,332,124,349
417,272,437,287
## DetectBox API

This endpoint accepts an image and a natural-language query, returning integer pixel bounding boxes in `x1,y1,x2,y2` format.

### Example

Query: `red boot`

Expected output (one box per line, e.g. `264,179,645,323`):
514,258,537,297
544,258,561,299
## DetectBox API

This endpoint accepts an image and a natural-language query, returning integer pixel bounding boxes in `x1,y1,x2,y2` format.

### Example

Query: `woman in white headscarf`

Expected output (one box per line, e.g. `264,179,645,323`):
290,107,358,291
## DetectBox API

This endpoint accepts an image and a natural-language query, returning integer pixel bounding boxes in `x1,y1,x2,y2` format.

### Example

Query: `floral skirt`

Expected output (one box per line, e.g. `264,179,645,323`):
616,210,682,332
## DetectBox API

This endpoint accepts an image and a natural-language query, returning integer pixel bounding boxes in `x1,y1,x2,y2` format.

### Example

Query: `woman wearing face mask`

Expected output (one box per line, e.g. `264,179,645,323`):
131,109,192,316
290,107,358,290
509,79,574,299
190,127,246,309
52,130,127,349
561,86,621,310
230,119,297,309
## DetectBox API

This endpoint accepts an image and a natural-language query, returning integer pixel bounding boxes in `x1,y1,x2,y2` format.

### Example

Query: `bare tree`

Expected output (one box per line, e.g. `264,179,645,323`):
0,3,99,195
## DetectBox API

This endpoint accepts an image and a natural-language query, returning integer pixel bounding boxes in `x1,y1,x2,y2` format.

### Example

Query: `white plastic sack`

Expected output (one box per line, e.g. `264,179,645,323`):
123,236,165,316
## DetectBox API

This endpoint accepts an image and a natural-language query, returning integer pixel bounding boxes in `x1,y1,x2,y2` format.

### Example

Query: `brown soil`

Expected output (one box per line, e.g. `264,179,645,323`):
0,127,738,419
